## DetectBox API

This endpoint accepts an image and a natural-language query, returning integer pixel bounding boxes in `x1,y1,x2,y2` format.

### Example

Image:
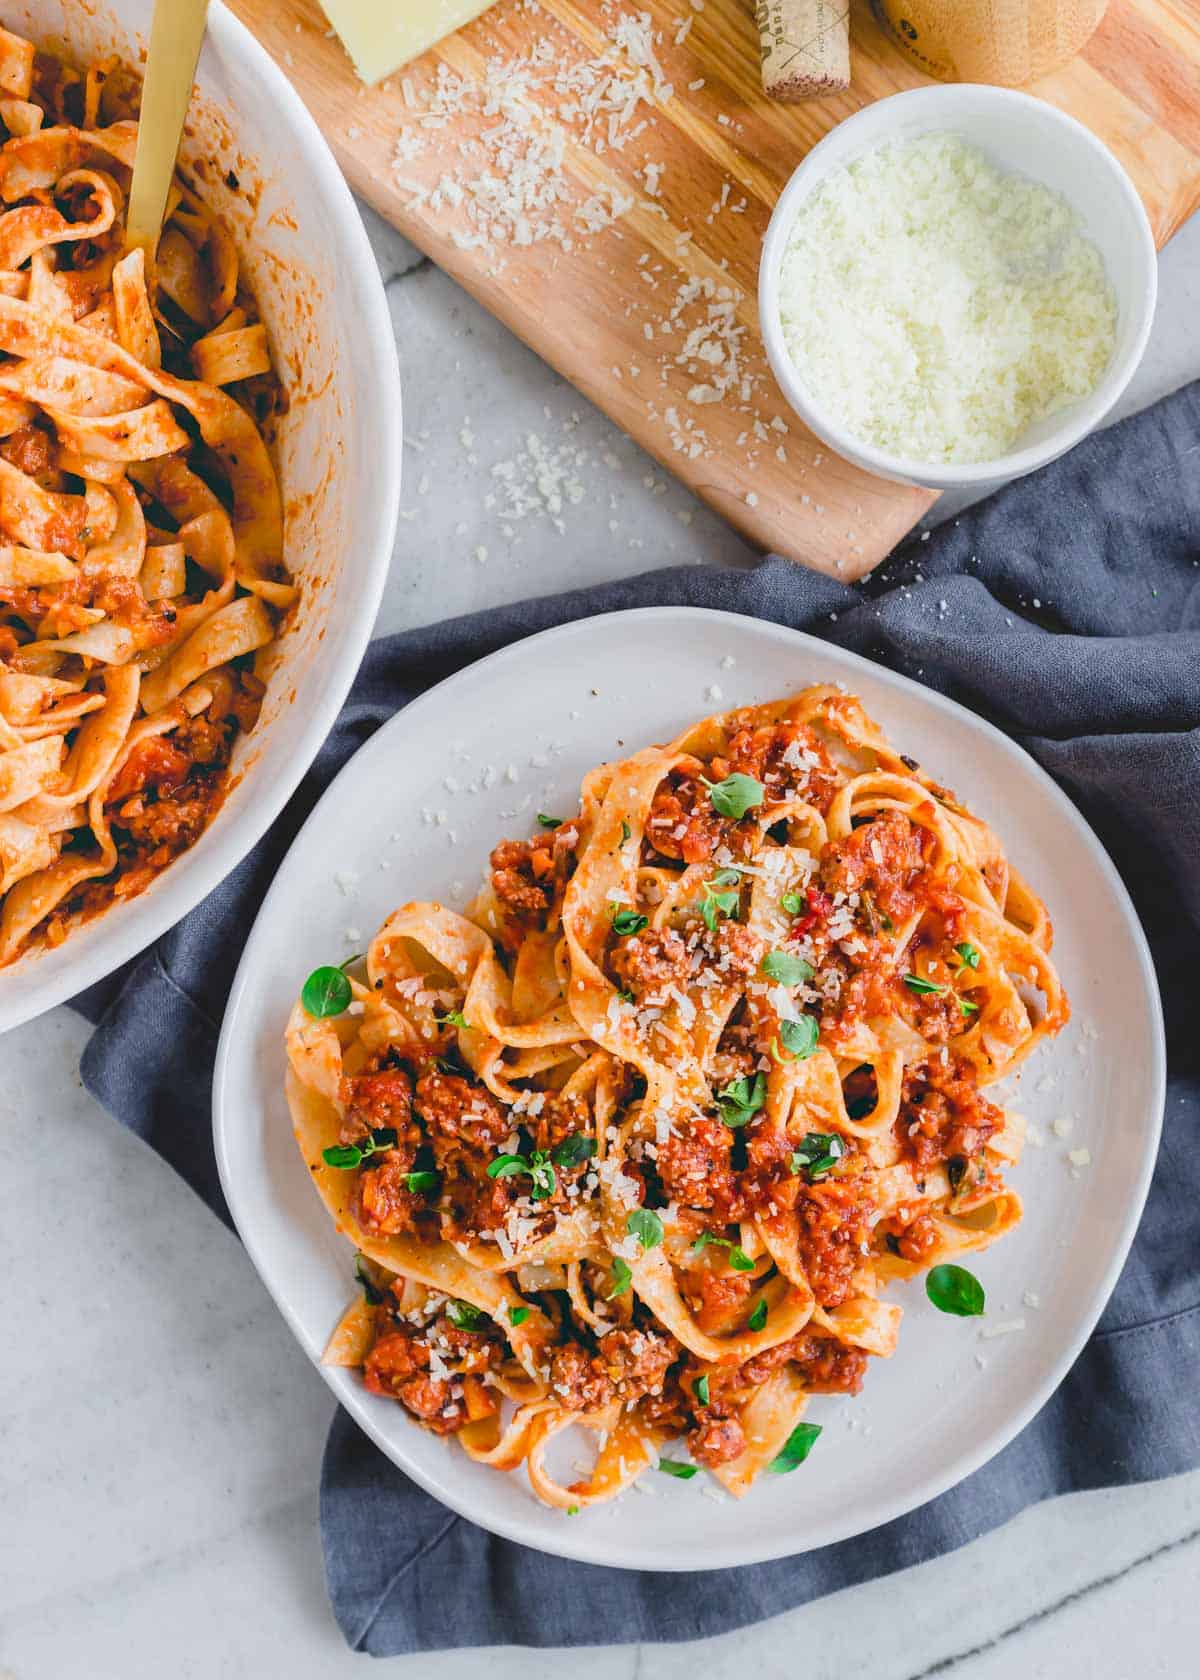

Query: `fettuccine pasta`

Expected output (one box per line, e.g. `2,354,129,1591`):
286,685,1068,1507
0,28,291,962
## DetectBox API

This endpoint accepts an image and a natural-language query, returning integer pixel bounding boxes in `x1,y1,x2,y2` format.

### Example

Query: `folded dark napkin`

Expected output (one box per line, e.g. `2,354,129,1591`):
74,383,1200,1656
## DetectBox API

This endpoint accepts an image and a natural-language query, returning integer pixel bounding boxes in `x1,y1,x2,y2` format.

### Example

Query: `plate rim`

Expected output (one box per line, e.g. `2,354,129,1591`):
213,605,1166,1570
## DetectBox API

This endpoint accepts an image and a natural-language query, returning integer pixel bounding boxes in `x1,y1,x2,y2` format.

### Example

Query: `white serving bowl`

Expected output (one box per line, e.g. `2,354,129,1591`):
0,0,401,1030
758,85,1157,491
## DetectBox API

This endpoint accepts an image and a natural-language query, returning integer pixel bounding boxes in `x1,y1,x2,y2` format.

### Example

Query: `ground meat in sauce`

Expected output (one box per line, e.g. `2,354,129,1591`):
413,1070,521,1238
708,918,762,979
689,1268,754,1333
721,721,841,811
655,1113,737,1214
340,1067,418,1144
818,939,902,1034
447,1171,523,1240
821,808,930,926
645,766,730,864
907,981,968,1044
741,1125,799,1212
337,1067,427,1236
489,822,576,935
549,1329,676,1412
358,1154,429,1237
363,1314,499,1433
688,1413,745,1466
105,735,191,805
884,1209,941,1262
99,699,250,879
113,786,215,854
524,1091,592,1158
793,1336,868,1394
609,926,691,1003
414,1069,511,1163
105,712,236,859
899,1059,1002,1172
794,1172,875,1309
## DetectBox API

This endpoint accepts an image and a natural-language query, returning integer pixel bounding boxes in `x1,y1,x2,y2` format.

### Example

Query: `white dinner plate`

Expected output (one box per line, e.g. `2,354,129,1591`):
214,608,1164,1570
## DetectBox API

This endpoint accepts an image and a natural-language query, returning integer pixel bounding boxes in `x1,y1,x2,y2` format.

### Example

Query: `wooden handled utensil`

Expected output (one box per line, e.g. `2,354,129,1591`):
125,0,210,259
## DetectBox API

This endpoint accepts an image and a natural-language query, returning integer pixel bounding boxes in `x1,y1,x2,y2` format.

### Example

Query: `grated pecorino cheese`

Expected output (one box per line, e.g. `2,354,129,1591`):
776,133,1117,465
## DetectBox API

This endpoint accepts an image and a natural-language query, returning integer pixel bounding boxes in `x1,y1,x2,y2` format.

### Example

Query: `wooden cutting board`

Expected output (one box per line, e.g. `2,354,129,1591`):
228,0,1200,579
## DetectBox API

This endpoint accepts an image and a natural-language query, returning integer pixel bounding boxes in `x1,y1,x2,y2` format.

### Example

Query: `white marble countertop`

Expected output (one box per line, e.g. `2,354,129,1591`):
2,202,1198,1680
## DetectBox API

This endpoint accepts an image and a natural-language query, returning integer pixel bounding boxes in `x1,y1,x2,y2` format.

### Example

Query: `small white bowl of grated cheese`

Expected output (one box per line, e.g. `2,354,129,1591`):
759,85,1157,490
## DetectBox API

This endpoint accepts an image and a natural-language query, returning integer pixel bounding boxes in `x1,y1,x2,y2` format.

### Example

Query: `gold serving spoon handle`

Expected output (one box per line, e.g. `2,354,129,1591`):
125,0,210,260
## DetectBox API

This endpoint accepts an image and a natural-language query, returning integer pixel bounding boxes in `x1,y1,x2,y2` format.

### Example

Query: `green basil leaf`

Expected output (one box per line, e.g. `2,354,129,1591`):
761,949,814,985
656,1459,699,1479
768,1421,822,1473
903,973,945,995
487,1153,528,1180
301,964,352,1018
790,1132,845,1180
777,1015,819,1060
436,1008,470,1030
748,1299,768,1332
446,1299,484,1329
354,1253,384,1305
611,909,648,936
509,1305,530,1327
715,1071,766,1128
959,997,980,1015
322,1143,364,1169
537,812,563,828
529,1151,557,1201
552,1134,597,1169
705,772,765,819
616,988,635,1003
626,1207,664,1250
954,941,981,970
925,1263,986,1317
608,1257,633,1298
405,1170,440,1194
699,870,741,933
695,1374,710,1406
691,1230,756,1272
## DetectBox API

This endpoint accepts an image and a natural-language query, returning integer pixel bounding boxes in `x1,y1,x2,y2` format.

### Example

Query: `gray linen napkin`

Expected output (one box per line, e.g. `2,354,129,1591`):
73,382,1200,1655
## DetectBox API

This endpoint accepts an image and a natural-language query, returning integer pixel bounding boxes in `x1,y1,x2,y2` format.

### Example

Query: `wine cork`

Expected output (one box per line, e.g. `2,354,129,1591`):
756,0,850,100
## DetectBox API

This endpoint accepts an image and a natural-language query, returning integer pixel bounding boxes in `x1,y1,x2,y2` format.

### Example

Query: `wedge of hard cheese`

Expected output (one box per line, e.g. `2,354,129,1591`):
319,0,497,83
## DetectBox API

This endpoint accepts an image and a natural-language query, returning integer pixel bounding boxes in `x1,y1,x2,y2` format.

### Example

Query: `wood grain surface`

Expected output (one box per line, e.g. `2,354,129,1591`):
228,0,1200,578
